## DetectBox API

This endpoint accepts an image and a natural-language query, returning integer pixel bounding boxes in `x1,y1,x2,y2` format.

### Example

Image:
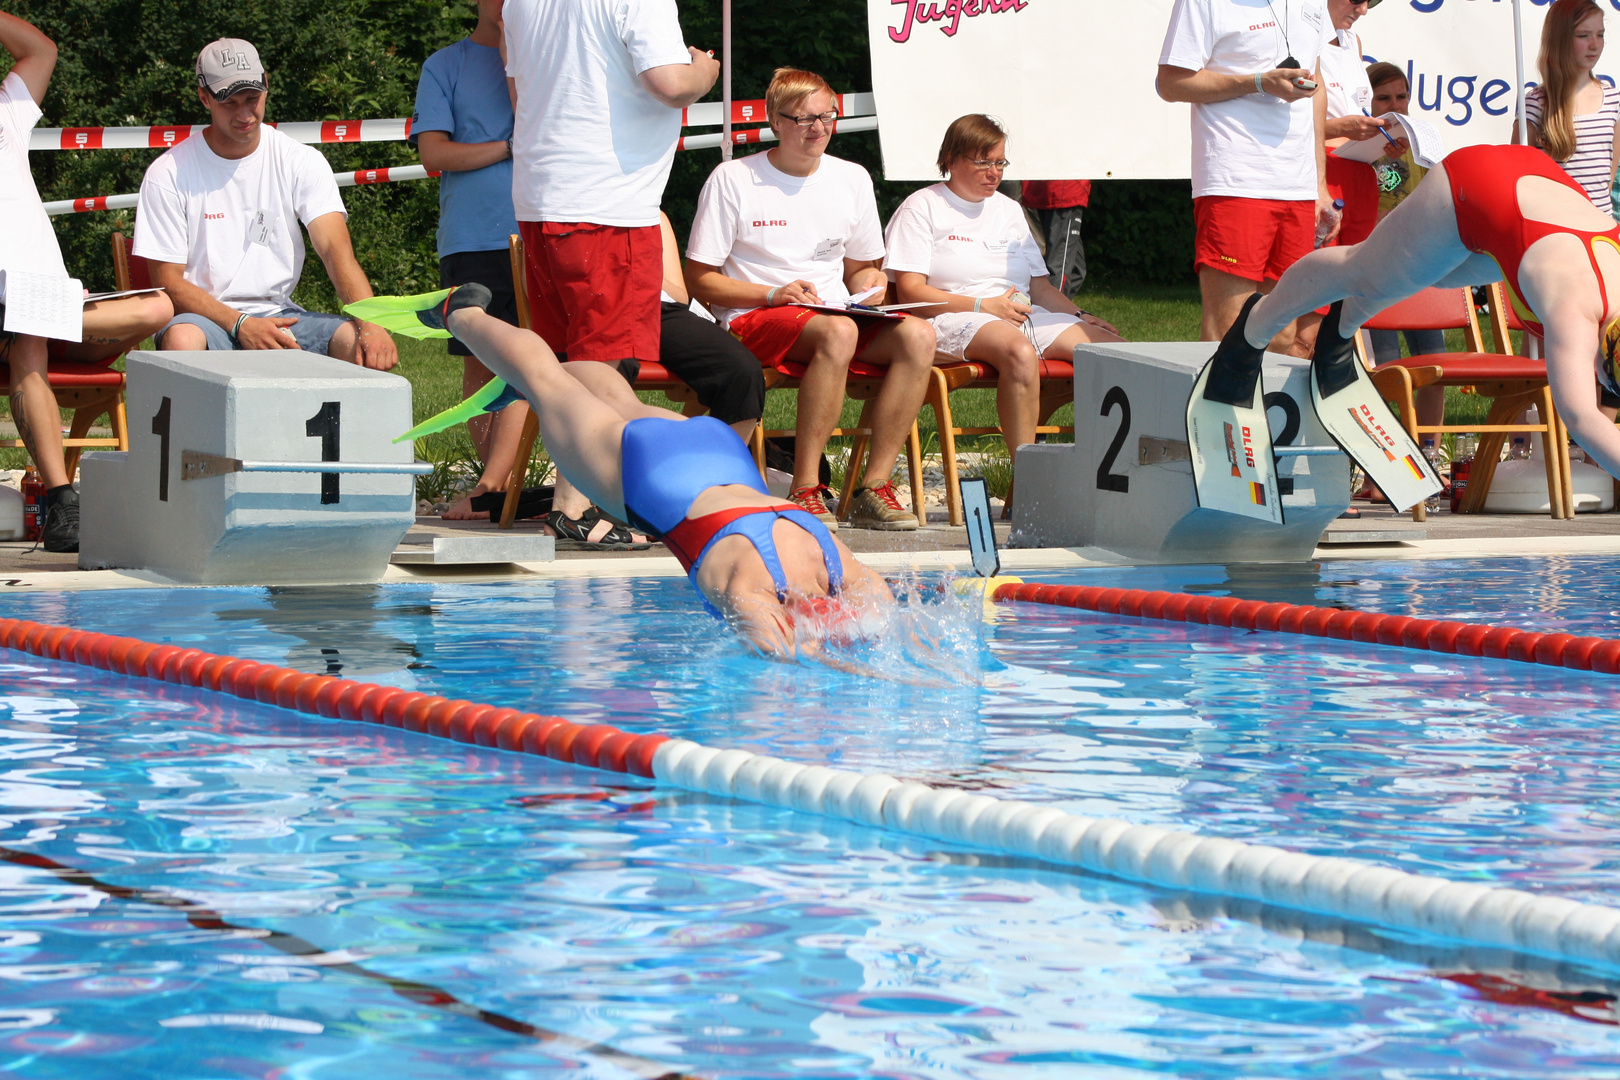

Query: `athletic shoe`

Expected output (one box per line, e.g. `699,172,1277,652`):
847,482,919,531
789,484,839,531
42,486,78,553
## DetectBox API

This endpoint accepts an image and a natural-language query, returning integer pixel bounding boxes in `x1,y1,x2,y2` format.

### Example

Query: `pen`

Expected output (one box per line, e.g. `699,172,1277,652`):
1363,108,1401,148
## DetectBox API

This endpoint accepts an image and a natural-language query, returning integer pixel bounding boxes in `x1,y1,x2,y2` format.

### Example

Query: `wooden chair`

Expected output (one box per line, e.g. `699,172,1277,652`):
494,233,725,529
1353,284,1566,520
13,233,141,481
924,358,1075,526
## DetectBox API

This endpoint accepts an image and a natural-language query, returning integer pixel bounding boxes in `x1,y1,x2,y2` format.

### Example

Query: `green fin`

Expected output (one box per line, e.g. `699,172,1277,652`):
344,288,455,340
394,378,509,443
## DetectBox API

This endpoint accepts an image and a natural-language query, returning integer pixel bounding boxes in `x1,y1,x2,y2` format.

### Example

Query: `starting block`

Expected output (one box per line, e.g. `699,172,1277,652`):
80,351,420,584
1011,342,1352,563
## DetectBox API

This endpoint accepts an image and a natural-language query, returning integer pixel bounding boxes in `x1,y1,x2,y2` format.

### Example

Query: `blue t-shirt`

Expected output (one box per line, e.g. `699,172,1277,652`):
411,38,520,259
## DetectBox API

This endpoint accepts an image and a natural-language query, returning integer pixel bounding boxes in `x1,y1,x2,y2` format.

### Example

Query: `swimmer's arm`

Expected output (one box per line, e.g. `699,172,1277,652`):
1544,313,1620,478
659,213,689,306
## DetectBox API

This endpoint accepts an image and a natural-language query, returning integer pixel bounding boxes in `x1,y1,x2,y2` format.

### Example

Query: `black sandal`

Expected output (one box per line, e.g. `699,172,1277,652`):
545,506,652,550
467,485,555,520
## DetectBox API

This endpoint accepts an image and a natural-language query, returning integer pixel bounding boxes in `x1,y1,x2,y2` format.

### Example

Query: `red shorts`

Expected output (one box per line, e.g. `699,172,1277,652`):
519,220,662,363
1193,196,1315,281
1325,154,1379,247
728,305,889,371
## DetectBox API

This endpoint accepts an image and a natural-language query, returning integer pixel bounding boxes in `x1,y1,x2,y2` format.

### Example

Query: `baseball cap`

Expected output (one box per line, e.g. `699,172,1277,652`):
196,39,267,100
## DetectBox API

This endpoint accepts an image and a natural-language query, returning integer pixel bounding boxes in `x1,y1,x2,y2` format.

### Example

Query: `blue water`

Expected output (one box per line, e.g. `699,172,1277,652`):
1,555,1619,1076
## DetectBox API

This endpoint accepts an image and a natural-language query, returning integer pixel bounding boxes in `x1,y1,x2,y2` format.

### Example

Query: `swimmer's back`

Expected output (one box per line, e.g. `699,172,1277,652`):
620,416,768,536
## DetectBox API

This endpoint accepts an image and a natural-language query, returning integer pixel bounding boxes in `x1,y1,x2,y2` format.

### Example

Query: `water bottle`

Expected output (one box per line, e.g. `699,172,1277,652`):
1315,198,1345,248
1509,437,1530,460
20,467,43,542
1420,439,1442,513
1449,435,1476,514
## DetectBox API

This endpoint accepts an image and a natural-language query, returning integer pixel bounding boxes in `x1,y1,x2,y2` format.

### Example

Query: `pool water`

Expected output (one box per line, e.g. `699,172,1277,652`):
2,554,1620,1077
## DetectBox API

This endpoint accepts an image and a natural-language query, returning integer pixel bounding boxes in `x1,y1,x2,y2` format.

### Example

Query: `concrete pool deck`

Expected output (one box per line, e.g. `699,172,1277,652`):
5,504,1620,591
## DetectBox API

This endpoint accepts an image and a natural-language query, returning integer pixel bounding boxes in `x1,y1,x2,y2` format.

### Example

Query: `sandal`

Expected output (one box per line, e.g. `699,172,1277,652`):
467,485,555,521
545,506,652,551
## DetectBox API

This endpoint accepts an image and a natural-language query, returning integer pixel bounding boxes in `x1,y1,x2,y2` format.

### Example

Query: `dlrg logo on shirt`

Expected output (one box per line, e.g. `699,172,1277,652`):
752,220,788,227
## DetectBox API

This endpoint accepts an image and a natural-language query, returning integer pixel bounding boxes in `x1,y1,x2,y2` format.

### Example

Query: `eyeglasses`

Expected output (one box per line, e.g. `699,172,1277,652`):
970,159,1011,170
777,110,839,129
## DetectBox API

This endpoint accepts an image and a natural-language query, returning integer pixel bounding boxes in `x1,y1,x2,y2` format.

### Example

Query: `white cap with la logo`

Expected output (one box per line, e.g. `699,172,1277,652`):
196,39,267,101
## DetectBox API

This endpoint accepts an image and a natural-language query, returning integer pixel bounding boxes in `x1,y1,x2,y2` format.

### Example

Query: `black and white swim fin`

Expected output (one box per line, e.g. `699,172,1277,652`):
1186,294,1284,524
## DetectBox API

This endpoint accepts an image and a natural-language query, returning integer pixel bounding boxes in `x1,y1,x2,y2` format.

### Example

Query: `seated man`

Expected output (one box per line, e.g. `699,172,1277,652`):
685,67,937,531
0,11,172,553
134,39,396,370
363,284,892,657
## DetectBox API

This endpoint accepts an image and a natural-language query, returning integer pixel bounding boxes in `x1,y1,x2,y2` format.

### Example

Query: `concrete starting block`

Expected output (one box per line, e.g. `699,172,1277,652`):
81,351,419,584
1011,342,1352,563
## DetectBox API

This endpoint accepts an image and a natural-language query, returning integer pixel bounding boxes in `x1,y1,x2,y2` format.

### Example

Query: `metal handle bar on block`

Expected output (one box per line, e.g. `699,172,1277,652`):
181,450,435,481
1273,445,1342,458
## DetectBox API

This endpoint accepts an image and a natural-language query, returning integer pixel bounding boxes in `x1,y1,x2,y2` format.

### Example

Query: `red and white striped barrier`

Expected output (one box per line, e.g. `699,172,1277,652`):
41,118,880,215
30,94,879,152
2,597,1618,971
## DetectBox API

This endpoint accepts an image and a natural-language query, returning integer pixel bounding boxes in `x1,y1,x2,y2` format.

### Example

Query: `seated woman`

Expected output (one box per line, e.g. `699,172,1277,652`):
1210,142,1620,481
363,284,892,656
883,113,1121,457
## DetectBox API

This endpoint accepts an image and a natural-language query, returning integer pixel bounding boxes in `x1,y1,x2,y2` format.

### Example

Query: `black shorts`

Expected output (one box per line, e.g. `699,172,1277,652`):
440,249,521,357
654,301,765,425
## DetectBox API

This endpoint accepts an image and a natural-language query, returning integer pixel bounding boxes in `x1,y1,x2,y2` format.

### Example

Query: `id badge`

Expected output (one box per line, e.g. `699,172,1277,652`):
813,238,840,260
249,210,274,247
983,238,1012,255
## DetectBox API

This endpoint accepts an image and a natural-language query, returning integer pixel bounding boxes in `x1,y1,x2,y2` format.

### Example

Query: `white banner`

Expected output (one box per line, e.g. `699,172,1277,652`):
867,0,1618,181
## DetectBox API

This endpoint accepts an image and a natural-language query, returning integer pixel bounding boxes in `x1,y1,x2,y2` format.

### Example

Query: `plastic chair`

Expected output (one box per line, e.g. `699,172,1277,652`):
924,358,1075,526
1354,284,1566,520
496,233,727,529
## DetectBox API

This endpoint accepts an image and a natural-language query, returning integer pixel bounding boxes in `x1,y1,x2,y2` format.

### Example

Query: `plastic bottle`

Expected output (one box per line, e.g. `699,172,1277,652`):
1449,435,1475,514
1420,439,1442,513
1315,199,1345,248
20,467,44,542
1509,437,1530,460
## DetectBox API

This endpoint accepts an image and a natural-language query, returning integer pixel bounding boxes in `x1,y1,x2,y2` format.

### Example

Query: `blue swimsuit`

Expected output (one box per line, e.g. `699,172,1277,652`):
619,416,843,616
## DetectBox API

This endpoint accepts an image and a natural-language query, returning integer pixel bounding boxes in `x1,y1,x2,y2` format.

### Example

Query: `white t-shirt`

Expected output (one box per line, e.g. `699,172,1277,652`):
133,126,347,317
1159,0,1331,200
686,152,885,327
504,0,692,226
1321,30,1372,120
0,74,66,280
883,184,1048,299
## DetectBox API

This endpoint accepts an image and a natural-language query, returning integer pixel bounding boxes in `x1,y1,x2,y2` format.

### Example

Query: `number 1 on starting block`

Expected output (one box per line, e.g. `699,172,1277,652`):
959,477,1000,578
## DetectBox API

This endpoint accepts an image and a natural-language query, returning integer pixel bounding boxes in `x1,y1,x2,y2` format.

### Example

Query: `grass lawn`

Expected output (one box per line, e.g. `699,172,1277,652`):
9,281,1497,487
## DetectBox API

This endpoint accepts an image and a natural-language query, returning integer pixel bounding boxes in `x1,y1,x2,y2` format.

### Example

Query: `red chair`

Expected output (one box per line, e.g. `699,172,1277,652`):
924,359,1075,527
1354,284,1565,520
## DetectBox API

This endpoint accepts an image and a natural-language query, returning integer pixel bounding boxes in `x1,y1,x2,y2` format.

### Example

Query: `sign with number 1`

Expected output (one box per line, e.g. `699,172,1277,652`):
959,476,1000,579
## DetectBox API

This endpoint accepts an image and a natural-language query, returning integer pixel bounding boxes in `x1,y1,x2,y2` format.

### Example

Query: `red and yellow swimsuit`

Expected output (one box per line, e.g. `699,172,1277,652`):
1444,144,1620,390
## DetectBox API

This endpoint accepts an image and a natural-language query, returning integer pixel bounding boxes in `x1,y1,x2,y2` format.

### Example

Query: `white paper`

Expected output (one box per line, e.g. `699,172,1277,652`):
1332,112,1445,171
848,285,886,305
0,270,83,342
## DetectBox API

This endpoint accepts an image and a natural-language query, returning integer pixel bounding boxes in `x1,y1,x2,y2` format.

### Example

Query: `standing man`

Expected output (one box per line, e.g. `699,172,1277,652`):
0,12,173,552
412,0,529,520
1157,0,1334,355
503,0,719,547
1021,180,1091,298
135,39,397,370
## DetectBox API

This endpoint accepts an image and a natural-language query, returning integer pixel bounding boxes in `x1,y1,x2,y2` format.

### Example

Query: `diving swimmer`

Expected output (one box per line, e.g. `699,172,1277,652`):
1210,143,1620,482
354,284,893,655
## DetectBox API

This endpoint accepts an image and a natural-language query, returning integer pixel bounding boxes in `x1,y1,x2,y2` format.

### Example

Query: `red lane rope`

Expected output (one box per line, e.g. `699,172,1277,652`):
993,582,1620,674
0,618,668,776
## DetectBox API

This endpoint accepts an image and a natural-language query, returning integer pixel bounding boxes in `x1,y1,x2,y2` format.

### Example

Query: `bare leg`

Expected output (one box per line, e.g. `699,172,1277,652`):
443,307,666,519
8,335,68,488
841,315,936,489
1240,163,1497,346
1202,266,1299,353
782,315,858,491
964,321,1041,450
65,293,173,361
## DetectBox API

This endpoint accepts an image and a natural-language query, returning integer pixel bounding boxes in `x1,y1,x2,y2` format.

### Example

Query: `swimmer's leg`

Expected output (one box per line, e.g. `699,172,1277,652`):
443,298,634,519
1240,162,1488,346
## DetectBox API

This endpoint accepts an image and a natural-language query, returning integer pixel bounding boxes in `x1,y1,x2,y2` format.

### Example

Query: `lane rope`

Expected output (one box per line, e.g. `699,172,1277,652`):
2,615,1615,971
991,580,1620,674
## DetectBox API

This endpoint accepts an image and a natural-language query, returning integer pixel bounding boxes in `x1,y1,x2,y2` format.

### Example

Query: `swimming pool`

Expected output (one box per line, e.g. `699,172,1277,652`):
3,555,1620,1076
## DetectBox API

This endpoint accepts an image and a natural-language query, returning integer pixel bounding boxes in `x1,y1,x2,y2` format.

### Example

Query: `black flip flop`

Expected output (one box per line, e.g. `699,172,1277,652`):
545,506,652,551
467,485,555,520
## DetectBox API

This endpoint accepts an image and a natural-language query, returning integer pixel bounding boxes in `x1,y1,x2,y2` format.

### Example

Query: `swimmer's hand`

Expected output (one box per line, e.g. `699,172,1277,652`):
767,280,821,308
982,287,1032,326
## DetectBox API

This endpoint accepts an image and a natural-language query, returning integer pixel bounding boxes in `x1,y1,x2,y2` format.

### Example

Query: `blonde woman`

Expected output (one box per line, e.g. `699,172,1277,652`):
1514,0,1620,212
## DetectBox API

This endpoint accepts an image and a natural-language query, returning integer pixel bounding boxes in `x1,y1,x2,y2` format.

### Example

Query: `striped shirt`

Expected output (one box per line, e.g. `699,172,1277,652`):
1521,82,1620,213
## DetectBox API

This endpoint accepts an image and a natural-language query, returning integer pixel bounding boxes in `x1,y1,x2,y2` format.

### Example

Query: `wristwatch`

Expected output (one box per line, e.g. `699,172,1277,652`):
506,137,513,159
